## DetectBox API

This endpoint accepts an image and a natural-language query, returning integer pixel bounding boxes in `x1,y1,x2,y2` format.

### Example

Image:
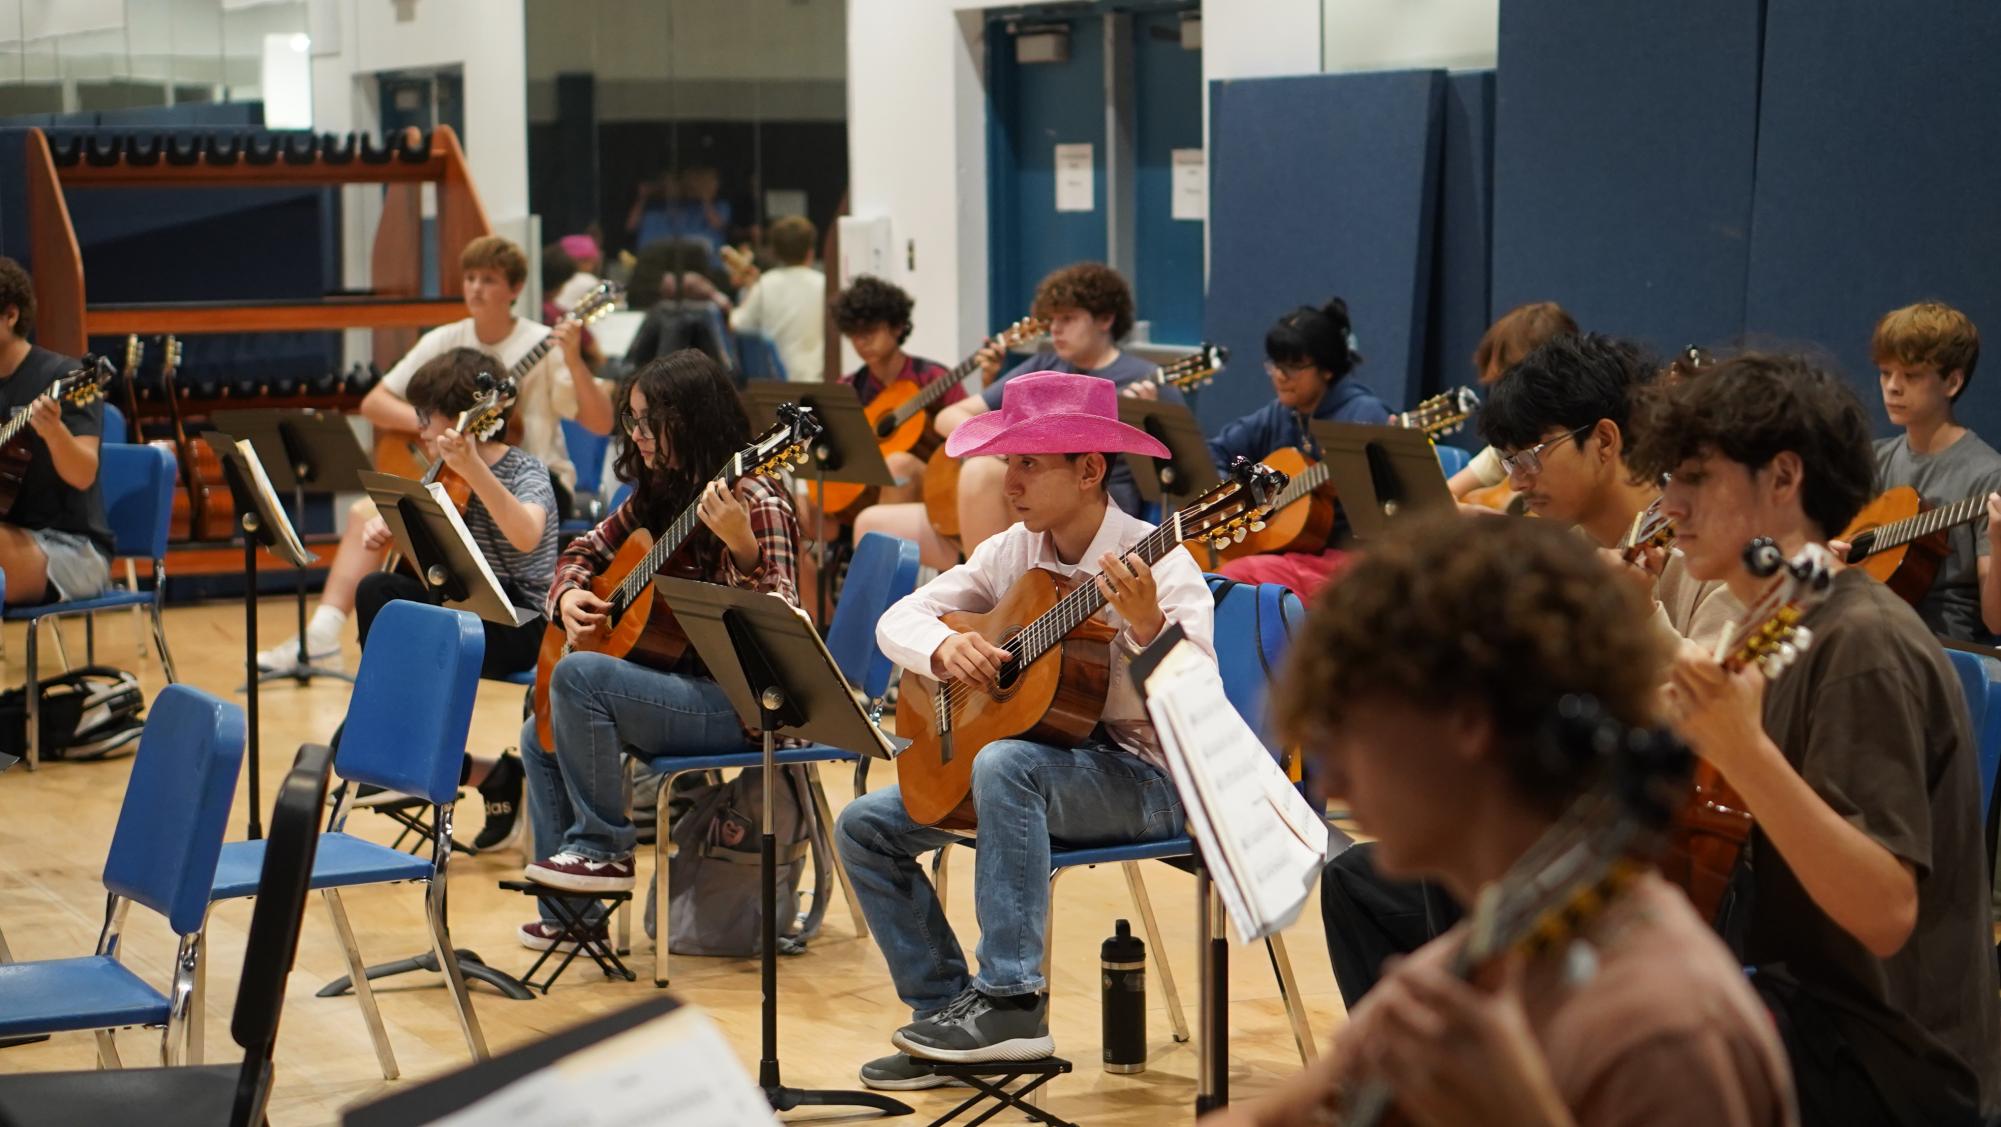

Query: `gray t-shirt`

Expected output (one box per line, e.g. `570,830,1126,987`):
1875,432,2001,641
982,350,1176,516
466,446,560,602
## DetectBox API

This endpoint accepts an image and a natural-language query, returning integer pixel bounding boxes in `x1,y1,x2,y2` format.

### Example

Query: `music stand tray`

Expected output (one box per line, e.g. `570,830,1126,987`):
1118,399,1221,505
1308,420,1455,539
359,471,537,629
654,576,906,1117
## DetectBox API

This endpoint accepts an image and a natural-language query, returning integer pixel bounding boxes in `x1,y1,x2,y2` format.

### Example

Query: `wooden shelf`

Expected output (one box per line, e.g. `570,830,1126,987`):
86,298,465,334
129,393,363,419
57,159,450,189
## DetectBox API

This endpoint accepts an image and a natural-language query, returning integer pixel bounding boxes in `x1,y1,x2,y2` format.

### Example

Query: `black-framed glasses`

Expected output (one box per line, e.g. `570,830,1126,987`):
413,408,435,430
619,409,661,436
1498,424,1593,477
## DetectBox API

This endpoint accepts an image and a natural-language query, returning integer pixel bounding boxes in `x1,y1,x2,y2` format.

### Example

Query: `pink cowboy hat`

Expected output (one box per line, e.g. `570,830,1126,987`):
559,234,601,262
944,371,1170,459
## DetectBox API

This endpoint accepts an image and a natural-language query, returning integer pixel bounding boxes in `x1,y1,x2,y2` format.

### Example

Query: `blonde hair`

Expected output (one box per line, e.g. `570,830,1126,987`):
1872,302,1979,399
459,235,529,288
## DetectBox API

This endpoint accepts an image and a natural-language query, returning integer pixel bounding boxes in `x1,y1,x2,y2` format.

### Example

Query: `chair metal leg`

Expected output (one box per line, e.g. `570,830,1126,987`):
1040,867,1068,994
1265,933,1317,1064
653,766,683,987
807,765,869,939
149,569,178,683
23,619,37,770
425,877,489,1060
124,559,146,661
85,612,95,667
0,921,12,962
190,932,207,1065
94,1030,122,1070
1122,862,1190,1043
932,842,953,908
49,619,70,672
163,930,203,1067
324,888,400,1079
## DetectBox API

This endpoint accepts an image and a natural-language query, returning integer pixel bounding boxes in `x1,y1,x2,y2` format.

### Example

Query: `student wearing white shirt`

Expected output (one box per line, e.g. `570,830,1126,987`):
727,216,826,382
258,235,614,674
835,372,1215,1089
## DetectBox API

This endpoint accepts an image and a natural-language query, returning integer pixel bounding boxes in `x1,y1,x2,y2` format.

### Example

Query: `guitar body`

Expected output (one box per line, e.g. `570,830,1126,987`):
373,428,427,479
922,445,963,540
530,528,694,751
1841,485,1947,605
1464,480,1524,514
1662,764,1754,924
1198,446,1330,562
0,442,31,517
895,568,1116,829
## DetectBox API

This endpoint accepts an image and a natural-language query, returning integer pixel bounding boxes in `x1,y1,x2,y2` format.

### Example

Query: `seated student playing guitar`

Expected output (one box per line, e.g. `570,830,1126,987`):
1202,298,1389,598
836,372,1215,1088
1632,353,2001,1125
0,258,112,606
342,347,558,851
516,350,802,950
1211,515,1795,1127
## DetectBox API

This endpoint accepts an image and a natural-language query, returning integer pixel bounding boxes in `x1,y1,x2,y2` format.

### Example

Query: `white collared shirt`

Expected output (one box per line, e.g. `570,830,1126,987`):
876,504,1217,771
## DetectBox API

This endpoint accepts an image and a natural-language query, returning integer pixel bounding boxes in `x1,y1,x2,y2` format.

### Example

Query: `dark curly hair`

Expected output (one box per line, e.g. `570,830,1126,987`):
1032,262,1134,341
1265,298,1362,381
833,276,916,344
1478,332,1653,453
1276,514,1669,813
0,256,36,339
1626,351,1875,540
612,350,754,532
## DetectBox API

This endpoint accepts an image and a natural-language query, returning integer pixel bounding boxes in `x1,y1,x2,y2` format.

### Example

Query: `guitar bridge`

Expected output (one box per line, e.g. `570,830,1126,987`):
935,684,954,764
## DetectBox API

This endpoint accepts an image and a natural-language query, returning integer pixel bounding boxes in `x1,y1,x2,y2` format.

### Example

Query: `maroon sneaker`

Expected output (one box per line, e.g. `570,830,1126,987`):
516,920,611,952
523,850,636,892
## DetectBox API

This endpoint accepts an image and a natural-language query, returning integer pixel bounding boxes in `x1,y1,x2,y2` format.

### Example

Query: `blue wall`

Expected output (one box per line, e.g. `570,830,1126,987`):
1131,9,1204,344
1422,70,1495,396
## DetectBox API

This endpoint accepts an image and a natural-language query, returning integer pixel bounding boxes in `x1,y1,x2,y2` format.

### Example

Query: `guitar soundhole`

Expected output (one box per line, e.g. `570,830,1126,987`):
876,416,897,439
993,627,1025,697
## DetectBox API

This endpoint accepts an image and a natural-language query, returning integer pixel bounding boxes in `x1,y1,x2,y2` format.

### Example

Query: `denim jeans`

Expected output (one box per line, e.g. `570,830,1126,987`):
835,738,1184,1018
521,652,750,920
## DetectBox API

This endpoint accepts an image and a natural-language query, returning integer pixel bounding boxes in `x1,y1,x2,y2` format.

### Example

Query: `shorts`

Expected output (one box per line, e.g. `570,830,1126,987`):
30,529,110,602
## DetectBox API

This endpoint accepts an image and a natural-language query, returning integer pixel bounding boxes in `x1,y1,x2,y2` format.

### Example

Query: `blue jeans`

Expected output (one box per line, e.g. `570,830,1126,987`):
835,738,1184,1018
521,652,750,906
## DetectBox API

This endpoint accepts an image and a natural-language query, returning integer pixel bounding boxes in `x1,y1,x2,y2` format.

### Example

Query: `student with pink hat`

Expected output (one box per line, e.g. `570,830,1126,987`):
836,371,1218,1085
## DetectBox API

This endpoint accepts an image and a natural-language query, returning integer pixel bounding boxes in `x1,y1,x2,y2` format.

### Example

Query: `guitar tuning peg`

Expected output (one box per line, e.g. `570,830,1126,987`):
1248,519,1266,532
1792,626,1814,649
1232,527,1248,543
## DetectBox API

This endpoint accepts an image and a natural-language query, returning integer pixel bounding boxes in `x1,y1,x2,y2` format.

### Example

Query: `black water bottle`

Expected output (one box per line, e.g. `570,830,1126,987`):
1101,918,1147,1073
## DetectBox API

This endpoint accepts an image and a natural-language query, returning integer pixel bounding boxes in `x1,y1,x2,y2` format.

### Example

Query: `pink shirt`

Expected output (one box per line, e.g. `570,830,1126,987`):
875,503,1216,771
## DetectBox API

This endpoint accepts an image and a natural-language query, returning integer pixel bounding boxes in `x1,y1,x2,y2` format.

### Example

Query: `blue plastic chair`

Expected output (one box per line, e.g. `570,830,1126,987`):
208,601,488,1079
558,418,616,538
929,576,1318,1061
0,686,243,1067
1947,648,2001,823
8,443,180,769
1434,443,1473,477
644,531,920,986
735,333,788,381
101,402,128,445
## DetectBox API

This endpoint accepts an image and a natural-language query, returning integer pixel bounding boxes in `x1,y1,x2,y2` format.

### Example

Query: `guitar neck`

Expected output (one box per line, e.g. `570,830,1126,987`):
1273,459,1330,511
1866,493,1988,555
890,351,985,428
510,338,554,380
0,383,59,449
1010,517,1185,667
610,464,752,609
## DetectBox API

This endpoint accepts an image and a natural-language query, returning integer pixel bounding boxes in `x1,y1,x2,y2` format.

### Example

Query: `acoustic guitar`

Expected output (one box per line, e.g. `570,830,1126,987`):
1839,484,1987,606
371,282,623,479
1619,496,1675,564
531,402,821,752
0,357,116,517
896,456,1287,828
921,343,1234,543
1200,386,1480,563
810,317,1048,522
1659,538,1833,922
380,371,519,575
1341,701,1691,1126
156,335,236,542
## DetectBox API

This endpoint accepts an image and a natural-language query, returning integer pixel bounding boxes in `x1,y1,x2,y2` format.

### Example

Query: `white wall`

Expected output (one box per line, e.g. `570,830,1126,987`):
1321,0,1498,73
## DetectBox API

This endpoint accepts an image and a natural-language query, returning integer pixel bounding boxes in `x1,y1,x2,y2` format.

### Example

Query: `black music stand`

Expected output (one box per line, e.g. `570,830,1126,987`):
1118,399,1222,507
743,380,895,624
654,575,910,1118
1309,420,1455,537
203,431,318,841
212,408,374,685
311,470,538,1002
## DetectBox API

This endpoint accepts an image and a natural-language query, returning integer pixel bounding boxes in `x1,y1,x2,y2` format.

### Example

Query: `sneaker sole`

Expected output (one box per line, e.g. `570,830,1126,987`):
523,865,636,893
891,1031,1055,1064
859,1071,967,1092
516,928,608,953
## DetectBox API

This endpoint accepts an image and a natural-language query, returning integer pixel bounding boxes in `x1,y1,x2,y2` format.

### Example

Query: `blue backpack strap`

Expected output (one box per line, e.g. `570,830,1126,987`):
1254,581,1292,675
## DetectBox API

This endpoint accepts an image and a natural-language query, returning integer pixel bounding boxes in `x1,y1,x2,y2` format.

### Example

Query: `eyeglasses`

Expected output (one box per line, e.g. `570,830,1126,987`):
1666,345,1714,380
413,408,434,430
619,409,661,437
1498,424,1593,478
1264,360,1318,381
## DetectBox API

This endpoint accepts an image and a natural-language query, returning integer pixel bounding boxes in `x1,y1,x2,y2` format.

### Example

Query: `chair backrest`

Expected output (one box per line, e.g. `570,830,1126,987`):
736,333,788,381
1205,575,1305,758
101,400,128,445
1434,443,1473,477
101,684,247,936
826,532,921,698
336,601,485,803
98,442,176,561
607,480,634,514
560,417,612,498
229,742,334,1125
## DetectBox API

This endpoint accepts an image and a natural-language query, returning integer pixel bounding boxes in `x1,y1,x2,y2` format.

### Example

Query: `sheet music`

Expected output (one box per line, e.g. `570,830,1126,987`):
1144,639,1331,943
237,438,313,565
428,1006,777,1126
425,480,522,617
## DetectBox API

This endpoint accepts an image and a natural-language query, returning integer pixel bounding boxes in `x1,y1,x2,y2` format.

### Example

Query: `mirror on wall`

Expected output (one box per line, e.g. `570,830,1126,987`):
0,0,308,118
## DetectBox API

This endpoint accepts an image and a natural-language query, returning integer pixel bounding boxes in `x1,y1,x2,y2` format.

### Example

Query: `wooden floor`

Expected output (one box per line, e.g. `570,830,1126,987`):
0,600,1349,1124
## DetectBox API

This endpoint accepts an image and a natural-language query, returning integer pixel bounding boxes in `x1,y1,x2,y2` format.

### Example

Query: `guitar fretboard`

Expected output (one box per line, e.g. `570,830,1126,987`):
0,379,77,450
610,453,749,612
1859,493,1988,557
889,348,992,428
995,514,1188,674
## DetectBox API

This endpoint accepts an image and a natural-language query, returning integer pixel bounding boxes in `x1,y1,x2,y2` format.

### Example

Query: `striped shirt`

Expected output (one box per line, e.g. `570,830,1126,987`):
467,447,560,601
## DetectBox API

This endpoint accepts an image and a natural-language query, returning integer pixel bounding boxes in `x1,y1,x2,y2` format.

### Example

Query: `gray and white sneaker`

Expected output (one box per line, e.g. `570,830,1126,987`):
858,1052,968,1091
892,989,1053,1063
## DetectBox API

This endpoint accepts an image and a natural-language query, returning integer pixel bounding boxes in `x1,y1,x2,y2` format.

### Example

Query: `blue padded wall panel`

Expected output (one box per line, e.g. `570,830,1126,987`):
1204,70,1445,430
1745,0,2001,439
1423,70,1495,396
1490,0,1762,356
1131,9,1204,344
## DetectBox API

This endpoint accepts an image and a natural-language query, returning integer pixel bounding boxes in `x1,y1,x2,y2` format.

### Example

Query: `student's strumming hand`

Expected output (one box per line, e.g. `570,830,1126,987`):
24,396,64,441
1987,493,2001,546
1098,551,1165,646
1663,646,1770,782
436,427,481,477
932,630,1013,689
559,588,612,646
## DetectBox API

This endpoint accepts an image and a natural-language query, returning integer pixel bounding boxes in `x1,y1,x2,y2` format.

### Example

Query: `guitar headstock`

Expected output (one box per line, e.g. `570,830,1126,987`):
568,282,623,328
1157,343,1229,394
60,355,116,409
1723,539,1835,678
121,334,144,378
1618,498,1676,562
1175,456,1289,549
1399,385,1481,438
736,402,823,480
161,334,183,376
458,371,519,442
994,316,1049,351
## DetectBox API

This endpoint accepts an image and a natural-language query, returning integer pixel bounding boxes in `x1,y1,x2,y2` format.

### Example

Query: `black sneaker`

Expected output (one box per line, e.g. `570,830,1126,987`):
892,989,1053,1063
859,1052,968,1091
472,751,524,852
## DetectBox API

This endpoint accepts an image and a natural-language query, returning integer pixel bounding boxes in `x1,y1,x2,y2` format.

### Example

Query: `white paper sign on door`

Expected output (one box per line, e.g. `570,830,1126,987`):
1055,143,1095,212
1171,148,1207,222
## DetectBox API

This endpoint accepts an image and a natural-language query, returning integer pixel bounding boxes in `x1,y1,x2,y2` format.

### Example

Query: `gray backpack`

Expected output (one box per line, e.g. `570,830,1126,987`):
643,765,831,957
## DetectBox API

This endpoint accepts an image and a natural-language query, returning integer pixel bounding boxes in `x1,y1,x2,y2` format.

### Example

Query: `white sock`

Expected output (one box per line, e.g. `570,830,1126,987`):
307,605,347,651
